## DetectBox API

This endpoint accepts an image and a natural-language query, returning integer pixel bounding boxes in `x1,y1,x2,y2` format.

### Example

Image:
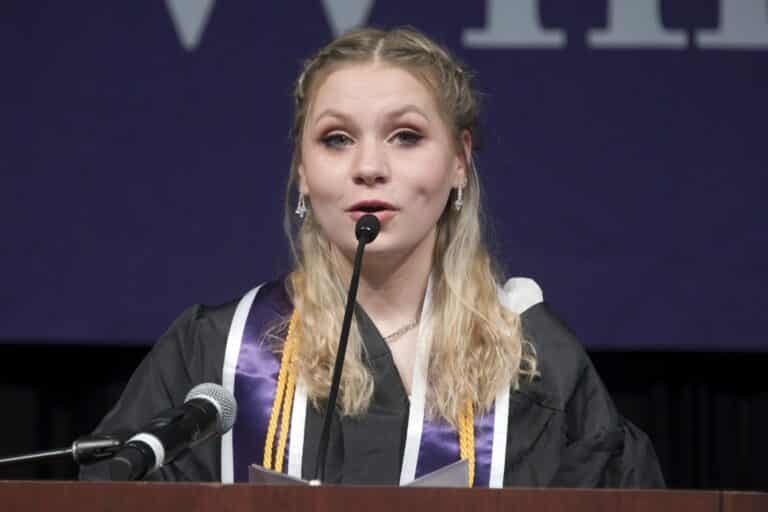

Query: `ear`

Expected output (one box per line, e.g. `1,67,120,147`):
454,130,472,187
297,163,309,195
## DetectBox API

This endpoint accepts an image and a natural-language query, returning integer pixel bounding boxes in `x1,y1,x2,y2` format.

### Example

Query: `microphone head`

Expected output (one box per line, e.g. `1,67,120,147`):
355,214,380,244
185,383,237,434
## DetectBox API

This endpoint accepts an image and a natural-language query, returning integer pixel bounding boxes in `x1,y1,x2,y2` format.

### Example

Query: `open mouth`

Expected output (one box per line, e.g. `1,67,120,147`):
357,205,388,213
347,200,397,213
347,201,398,222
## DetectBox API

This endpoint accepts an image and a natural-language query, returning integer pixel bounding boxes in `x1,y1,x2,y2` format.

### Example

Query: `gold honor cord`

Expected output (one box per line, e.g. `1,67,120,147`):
458,399,476,486
263,310,299,472
264,309,476,485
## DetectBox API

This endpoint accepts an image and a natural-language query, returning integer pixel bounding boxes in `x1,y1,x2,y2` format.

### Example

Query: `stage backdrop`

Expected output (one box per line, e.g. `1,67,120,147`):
1,1,766,350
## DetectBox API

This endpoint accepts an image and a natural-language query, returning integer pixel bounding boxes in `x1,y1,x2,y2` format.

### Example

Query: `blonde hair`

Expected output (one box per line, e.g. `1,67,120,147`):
282,27,537,427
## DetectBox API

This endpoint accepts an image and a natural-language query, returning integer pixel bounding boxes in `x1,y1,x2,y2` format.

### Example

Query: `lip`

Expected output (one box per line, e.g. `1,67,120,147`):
348,210,397,222
346,200,398,212
346,200,399,223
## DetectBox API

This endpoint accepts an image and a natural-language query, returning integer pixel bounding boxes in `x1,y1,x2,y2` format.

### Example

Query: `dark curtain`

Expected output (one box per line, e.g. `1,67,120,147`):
0,345,765,490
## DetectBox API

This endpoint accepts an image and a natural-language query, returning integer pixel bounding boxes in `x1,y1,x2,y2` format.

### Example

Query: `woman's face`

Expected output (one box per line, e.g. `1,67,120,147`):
298,63,469,260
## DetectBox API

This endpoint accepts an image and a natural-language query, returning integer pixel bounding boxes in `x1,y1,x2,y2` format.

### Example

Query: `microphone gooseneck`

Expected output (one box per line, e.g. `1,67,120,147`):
312,214,379,484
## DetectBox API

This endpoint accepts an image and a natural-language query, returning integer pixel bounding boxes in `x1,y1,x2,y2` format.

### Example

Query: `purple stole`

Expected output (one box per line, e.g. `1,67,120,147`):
231,281,292,483
415,406,496,487
228,280,499,485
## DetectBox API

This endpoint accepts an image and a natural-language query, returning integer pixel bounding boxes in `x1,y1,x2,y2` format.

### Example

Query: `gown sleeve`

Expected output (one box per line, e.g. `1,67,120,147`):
550,353,665,487
78,301,234,481
518,302,665,488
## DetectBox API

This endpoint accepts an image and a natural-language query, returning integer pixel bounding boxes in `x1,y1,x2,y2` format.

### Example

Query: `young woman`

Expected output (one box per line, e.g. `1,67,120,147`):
82,27,664,487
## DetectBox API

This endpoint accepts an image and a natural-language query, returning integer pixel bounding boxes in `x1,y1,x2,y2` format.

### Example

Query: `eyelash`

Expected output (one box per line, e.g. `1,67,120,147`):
392,130,424,146
320,133,353,149
319,130,424,149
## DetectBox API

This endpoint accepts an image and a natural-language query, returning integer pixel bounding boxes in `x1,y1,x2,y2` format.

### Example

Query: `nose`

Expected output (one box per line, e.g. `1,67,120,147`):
352,137,389,186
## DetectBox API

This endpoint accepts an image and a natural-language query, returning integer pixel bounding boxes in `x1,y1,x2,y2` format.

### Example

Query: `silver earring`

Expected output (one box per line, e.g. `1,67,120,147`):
295,193,307,219
453,186,464,211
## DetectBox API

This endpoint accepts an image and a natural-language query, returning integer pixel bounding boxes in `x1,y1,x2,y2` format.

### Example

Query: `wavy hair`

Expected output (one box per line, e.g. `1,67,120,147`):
282,27,537,427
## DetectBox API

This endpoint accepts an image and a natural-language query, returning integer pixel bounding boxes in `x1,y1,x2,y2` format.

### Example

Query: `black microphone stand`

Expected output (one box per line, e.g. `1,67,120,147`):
311,215,380,485
0,436,122,468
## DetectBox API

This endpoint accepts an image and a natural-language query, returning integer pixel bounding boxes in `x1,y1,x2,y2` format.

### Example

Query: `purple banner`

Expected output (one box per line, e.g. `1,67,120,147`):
1,2,766,350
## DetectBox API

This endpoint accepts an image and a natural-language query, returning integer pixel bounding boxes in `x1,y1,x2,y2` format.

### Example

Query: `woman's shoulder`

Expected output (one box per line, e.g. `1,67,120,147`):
153,278,290,367
497,278,593,412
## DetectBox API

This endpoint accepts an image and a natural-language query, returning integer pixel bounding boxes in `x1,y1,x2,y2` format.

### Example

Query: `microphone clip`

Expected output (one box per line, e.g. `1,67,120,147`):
73,435,124,465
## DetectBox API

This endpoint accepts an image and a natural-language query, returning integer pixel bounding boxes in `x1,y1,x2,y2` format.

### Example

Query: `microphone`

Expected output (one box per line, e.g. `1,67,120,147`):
355,213,380,244
109,383,237,481
312,214,379,484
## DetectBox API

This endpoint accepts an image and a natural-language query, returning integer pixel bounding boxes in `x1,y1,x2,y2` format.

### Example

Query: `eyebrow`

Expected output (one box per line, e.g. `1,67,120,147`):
312,105,431,127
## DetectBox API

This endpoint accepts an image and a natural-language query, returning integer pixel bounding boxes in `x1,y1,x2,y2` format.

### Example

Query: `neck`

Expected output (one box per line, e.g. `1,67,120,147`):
348,229,435,328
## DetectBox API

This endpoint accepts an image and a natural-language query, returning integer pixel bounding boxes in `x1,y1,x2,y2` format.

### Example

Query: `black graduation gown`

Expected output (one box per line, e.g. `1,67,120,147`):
79,281,665,487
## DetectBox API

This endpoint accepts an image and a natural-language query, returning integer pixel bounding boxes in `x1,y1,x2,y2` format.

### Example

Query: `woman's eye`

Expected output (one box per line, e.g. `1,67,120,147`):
392,130,424,146
321,133,353,149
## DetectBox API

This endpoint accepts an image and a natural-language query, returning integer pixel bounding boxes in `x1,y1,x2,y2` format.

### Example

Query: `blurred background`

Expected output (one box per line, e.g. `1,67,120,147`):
1,1,766,488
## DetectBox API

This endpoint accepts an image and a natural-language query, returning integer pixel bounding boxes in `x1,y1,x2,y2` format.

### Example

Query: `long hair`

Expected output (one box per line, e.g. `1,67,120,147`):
282,27,537,427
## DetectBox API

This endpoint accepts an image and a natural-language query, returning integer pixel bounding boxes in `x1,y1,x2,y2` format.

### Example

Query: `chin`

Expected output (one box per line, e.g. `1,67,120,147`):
365,234,428,257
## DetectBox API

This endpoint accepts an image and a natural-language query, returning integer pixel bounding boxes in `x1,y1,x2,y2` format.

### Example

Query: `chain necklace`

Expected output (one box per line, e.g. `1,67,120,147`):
383,319,419,343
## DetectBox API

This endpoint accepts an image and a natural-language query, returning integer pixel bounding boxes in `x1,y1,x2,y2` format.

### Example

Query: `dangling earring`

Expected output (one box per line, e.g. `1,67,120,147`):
453,185,464,211
295,193,307,219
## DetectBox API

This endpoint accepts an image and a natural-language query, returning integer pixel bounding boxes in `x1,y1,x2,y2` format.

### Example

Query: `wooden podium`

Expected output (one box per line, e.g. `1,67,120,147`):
0,481,766,512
